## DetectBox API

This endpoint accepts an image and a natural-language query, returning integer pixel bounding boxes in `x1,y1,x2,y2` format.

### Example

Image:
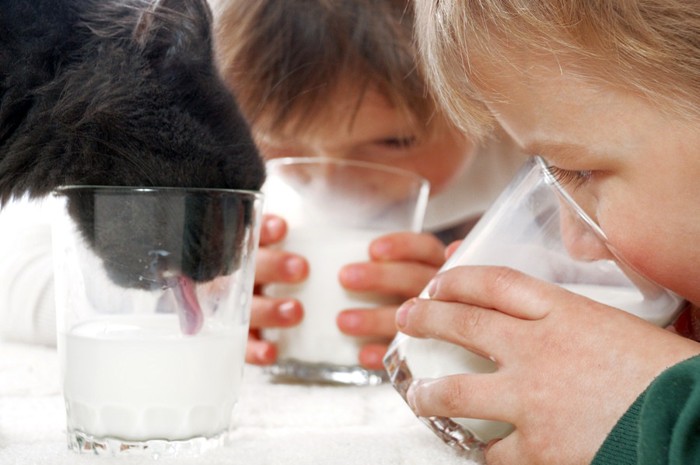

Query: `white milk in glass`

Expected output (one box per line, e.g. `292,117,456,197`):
264,226,400,366
400,282,682,442
59,314,247,441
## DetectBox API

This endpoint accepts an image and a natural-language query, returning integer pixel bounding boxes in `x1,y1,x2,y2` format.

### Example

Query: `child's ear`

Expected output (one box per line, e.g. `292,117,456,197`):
133,0,213,68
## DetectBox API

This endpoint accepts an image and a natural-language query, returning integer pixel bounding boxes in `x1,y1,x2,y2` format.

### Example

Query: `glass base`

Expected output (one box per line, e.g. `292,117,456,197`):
67,429,230,458
264,358,388,386
383,347,486,462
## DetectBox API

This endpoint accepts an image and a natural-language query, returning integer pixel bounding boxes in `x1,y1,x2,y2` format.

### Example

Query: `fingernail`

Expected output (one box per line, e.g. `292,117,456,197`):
338,311,362,330
360,346,385,369
264,216,285,238
339,265,364,286
284,256,306,279
396,299,415,329
256,344,276,364
426,278,438,298
370,239,392,259
278,300,298,321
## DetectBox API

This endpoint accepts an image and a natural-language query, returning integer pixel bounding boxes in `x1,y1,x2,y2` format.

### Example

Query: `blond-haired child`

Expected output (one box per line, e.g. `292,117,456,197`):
399,1,700,463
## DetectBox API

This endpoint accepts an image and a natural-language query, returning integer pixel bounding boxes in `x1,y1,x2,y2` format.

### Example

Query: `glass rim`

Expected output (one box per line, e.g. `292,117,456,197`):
265,156,431,189
534,155,685,301
535,156,608,241
52,185,264,200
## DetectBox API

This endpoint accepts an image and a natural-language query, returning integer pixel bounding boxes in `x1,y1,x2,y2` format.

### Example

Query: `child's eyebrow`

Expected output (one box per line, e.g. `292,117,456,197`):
523,141,590,162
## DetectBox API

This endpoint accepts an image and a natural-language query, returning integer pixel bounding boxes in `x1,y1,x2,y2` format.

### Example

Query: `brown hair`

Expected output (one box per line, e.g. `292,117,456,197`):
414,0,700,137
215,0,438,136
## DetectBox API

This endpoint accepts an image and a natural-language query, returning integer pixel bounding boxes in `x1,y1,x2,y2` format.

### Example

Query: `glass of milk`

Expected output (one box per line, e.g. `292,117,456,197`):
261,157,430,385
51,187,263,457
383,156,684,459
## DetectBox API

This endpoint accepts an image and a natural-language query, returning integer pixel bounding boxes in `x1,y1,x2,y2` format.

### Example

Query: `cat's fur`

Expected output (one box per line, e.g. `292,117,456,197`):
0,0,265,291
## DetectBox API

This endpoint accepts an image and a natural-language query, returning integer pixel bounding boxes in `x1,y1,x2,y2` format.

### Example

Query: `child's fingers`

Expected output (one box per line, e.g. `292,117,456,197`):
428,265,562,320
337,307,397,337
250,296,303,328
254,248,308,285
339,261,437,296
369,232,446,266
245,336,277,365
396,297,514,360
358,343,388,370
258,214,287,246
407,374,513,423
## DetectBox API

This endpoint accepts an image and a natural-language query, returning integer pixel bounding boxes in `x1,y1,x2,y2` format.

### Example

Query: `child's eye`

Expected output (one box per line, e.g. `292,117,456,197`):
546,166,593,189
378,136,417,149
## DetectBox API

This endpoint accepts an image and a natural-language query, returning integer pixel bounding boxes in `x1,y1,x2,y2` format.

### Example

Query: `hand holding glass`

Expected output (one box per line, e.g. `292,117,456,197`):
262,158,429,385
384,157,684,457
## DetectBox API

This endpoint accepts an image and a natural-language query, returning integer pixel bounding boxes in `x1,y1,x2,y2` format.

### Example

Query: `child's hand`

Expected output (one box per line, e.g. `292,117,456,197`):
246,214,306,365
397,265,700,465
336,231,446,369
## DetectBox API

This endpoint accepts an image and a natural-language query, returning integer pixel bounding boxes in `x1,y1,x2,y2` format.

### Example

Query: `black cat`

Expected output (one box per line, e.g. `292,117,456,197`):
0,0,266,331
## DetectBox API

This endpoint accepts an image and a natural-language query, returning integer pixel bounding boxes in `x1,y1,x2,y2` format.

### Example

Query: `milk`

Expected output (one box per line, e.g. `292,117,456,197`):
59,314,247,441
400,282,683,442
264,227,401,366
562,283,682,326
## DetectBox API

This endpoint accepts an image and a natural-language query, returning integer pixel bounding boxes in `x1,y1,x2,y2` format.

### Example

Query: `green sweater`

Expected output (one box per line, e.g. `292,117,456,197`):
592,355,700,465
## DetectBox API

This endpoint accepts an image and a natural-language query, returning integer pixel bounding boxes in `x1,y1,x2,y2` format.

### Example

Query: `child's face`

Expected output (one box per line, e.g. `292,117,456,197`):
252,85,476,196
478,54,700,304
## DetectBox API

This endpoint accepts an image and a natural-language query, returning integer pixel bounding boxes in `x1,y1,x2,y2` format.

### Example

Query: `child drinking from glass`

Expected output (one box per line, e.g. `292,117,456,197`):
214,0,524,368
398,1,700,463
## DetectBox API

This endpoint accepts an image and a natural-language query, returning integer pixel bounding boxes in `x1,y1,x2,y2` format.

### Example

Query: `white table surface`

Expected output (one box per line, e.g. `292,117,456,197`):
0,340,479,465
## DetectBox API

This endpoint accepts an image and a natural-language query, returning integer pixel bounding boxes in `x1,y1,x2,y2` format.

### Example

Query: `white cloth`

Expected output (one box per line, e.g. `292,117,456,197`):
0,340,481,465
0,196,57,346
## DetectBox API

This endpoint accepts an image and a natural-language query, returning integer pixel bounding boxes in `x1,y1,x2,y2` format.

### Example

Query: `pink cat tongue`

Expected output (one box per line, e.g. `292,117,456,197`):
171,275,203,335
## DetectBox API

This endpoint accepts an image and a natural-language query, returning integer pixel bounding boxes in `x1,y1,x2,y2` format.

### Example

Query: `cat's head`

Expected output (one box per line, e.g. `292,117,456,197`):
1,0,265,309
3,0,265,196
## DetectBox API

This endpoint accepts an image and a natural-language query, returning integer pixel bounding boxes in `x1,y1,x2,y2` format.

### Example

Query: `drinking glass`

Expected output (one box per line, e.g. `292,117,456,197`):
384,157,684,460
262,157,430,385
52,186,263,457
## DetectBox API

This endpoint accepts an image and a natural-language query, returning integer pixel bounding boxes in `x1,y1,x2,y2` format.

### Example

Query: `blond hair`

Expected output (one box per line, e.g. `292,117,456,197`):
415,0,700,137
215,0,440,136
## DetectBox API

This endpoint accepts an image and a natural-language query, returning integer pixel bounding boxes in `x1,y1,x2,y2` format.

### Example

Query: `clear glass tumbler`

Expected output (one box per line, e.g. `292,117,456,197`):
262,157,430,386
52,186,262,458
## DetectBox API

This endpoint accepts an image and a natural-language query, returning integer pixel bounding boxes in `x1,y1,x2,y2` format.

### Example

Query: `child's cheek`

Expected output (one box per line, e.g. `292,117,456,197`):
604,226,669,291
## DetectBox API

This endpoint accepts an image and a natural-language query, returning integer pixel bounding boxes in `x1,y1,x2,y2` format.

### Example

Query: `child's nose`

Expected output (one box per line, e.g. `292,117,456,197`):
558,205,614,262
